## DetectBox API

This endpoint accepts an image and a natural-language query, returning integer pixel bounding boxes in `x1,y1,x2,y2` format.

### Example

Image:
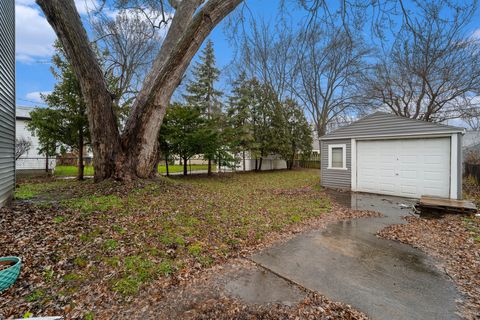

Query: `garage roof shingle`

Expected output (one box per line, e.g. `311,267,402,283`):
320,112,465,140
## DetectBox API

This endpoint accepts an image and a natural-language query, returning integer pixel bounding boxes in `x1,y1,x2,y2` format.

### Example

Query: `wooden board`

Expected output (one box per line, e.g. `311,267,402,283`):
417,196,477,214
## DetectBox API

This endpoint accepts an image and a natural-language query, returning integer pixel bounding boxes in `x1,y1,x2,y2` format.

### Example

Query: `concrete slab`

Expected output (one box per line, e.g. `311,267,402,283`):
251,192,461,320
224,267,306,306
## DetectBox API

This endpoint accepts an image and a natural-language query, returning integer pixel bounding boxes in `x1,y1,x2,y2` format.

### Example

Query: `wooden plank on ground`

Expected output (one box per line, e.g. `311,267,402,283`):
417,196,477,214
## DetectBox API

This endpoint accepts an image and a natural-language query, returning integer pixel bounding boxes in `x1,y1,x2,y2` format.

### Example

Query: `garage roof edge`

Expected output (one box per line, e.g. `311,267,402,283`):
320,112,465,140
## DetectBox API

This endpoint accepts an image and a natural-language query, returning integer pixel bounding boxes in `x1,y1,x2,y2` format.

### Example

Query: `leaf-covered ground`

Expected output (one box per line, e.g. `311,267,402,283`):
0,170,376,319
378,178,480,319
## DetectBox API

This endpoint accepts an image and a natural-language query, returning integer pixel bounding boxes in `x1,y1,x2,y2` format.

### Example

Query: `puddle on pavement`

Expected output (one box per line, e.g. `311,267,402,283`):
250,191,459,320
326,190,416,218
224,268,306,306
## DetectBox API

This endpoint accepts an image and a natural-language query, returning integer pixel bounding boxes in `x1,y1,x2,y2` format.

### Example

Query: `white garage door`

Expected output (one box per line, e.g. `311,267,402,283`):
356,138,451,198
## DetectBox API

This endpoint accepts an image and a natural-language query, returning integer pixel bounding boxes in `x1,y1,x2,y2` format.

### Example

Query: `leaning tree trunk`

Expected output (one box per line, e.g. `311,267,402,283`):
37,0,127,182
37,0,242,182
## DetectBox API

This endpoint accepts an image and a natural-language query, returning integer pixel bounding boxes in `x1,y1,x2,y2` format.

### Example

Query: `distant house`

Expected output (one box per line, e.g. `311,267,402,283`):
0,0,15,207
311,127,320,155
16,106,56,175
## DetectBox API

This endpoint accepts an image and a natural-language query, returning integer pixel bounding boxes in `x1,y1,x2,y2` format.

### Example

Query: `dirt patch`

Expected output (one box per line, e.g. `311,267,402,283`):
378,215,480,319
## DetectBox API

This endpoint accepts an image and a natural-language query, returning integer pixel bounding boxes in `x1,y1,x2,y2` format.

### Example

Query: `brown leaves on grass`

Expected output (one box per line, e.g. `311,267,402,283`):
1,170,378,319
378,215,480,319
188,293,367,320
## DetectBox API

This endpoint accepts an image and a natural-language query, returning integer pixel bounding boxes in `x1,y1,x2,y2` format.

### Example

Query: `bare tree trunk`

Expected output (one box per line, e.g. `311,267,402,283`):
78,131,84,180
45,154,49,173
37,0,126,182
36,0,242,182
183,157,188,176
258,157,263,171
165,157,169,177
207,159,212,175
243,150,246,172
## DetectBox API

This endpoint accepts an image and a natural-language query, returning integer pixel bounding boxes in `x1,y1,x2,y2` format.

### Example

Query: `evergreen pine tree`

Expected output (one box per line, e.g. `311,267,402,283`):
226,72,255,171
183,40,223,174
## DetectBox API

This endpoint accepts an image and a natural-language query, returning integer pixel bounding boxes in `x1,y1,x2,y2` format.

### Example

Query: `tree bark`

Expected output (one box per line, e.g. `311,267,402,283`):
258,157,263,171
183,157,188,176
242,150,246,172
165,157,169,177
78,130,84,180
36,0,126,182
120,0,243,178
36,0,242,182
45,154,49,173
207,159,212,175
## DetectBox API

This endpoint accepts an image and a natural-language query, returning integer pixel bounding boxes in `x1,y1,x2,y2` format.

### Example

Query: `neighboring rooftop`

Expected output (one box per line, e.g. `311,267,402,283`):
16,105,35,119
320,112,465,140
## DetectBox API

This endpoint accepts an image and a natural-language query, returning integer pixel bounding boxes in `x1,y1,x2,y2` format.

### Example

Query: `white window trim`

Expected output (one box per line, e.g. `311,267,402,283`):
327,144,347,170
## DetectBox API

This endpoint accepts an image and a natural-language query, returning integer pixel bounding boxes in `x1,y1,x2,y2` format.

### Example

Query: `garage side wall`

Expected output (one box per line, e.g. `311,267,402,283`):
320,139,351,189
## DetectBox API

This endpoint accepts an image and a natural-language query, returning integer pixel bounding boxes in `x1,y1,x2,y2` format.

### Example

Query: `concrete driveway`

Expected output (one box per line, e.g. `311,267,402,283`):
251,192,460,320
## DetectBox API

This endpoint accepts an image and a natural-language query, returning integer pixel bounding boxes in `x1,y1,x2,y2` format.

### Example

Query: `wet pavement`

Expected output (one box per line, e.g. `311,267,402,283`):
224,267,306,306
251,191,461,320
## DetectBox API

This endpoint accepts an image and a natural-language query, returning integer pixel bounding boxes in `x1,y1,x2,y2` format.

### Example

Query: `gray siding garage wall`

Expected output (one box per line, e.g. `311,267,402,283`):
320,112,465,198
320,139,351,189
0,0,15,207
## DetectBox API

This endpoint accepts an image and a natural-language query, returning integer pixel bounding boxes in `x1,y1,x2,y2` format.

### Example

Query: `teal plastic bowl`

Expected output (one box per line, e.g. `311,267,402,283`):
0,256,21,292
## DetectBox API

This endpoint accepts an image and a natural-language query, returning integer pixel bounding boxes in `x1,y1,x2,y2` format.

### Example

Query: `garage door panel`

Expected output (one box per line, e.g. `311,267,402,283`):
380,183,396,193
357,138,450,198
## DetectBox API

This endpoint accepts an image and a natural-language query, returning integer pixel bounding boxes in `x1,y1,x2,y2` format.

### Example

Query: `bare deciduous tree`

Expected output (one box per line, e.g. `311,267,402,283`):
238,19,296,101
292,25,370,136
15,137,32,160
92,8,165,122
36,0,243,181
363,0,480,122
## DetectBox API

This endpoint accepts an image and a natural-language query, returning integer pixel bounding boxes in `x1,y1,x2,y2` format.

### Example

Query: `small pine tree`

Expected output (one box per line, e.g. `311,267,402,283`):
251,81,277,170
226,72,255,170
272,99,313,169
183,40,223,174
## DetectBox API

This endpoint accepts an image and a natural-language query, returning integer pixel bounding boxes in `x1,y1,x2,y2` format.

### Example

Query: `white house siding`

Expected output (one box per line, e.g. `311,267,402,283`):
16,107,56,172
0,0,15,207
233,152,287,172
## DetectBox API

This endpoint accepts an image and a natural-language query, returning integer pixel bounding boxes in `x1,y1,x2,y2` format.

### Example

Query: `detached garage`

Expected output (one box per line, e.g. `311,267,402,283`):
320,112,465,199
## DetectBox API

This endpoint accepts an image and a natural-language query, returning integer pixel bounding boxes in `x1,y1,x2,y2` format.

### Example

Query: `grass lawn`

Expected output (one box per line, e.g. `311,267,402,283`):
1,169,330,318
53,164,215,176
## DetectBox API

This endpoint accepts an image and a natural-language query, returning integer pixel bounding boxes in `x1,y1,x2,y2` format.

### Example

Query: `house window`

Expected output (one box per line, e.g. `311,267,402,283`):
328,144,347,170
